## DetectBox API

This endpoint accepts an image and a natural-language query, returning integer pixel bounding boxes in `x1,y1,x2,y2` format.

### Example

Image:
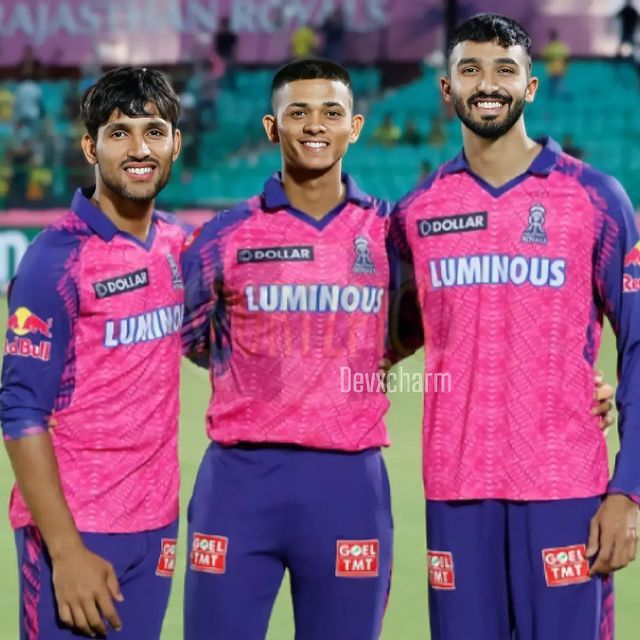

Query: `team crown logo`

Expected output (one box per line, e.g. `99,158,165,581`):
521,203,548,245
166,253,184,289
353,236,376,274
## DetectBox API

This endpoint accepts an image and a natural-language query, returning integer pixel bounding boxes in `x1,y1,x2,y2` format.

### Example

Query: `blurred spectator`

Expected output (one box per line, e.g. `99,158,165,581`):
18,45,41,79
27,156,53,202
426,114,447,147
320,8,346,62
617,1,639,56
372,113,401,147
401,118,423,146
291,24,320,59
215,17,238,89
419,159,433,182
14,73,44,134
6,120,35,208
0,85,14,122
542,29,570,99
633,30,640,88
561,134,584,160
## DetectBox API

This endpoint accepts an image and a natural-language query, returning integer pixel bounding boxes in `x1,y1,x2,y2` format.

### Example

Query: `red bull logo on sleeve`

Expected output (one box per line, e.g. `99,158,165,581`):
624,241,640,268
623,241,640,293
4,306,52,361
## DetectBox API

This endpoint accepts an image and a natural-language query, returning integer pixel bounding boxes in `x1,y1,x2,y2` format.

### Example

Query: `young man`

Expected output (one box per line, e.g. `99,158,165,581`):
1,67,184,639
390,14,640,640
181,59,393,640
180,58,615,639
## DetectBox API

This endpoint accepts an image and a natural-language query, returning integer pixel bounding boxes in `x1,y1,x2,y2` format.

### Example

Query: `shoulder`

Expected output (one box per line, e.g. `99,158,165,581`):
394,167,443,213
559,158,633,219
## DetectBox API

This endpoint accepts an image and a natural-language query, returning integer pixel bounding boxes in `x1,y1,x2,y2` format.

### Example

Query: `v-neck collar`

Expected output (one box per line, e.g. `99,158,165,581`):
261,172,374,231
440,137,560,198
71,187,158,251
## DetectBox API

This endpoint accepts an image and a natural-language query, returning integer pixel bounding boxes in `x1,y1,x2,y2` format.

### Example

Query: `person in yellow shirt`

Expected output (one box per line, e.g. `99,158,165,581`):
542,29,570,99
291,24,319,59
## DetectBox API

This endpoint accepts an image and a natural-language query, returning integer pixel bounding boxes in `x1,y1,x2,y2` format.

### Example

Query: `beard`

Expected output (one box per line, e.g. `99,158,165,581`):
97,161,173,208
452,91,526,140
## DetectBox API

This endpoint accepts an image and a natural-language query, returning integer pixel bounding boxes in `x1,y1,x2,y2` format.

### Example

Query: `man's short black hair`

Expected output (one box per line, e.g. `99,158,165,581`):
80,67,180,139
447,13,532,68
271,58,353,106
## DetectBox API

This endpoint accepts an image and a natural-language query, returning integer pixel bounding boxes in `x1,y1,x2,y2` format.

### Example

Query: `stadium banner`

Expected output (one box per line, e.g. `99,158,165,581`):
0,0,623,67
0,210,213,289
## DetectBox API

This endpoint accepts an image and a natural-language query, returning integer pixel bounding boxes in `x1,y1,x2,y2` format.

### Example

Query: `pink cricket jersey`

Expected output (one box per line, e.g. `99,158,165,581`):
1,188,185,532
391,138,640,501
181,173,393,451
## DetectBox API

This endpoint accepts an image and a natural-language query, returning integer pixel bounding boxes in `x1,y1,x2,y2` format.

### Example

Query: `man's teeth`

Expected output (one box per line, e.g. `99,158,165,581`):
304,142,328,149
126,167,154,175
476,101,503,109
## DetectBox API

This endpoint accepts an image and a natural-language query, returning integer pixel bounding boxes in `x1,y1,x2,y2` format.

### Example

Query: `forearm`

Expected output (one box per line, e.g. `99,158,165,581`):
5,433,83,558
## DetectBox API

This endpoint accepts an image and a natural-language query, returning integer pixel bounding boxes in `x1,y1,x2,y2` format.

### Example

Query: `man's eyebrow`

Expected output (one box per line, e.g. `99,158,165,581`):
494,57,519,65
103,119,169,133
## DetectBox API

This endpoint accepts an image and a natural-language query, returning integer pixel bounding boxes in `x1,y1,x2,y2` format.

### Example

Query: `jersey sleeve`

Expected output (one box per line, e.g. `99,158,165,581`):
385,199,424,365
180,225,217,359
0,232,78,440
590,173,640,501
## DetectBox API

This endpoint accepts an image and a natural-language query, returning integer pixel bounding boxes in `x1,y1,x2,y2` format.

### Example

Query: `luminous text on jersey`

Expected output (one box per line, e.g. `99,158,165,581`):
429,255,567,289
245,284,384,314
104,304,184,347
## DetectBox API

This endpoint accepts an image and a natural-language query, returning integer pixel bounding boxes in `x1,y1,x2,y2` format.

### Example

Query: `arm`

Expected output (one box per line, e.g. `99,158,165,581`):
583,174,640,574
385,202,424,366
1,237,122,636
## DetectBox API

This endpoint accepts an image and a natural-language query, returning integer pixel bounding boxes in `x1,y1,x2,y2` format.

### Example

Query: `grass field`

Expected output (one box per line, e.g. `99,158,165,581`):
0,306,638,639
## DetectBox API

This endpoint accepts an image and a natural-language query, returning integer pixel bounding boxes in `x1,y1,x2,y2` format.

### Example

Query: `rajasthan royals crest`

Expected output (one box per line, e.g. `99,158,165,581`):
353,236,376,274
522,203,548,245
166,253,184,289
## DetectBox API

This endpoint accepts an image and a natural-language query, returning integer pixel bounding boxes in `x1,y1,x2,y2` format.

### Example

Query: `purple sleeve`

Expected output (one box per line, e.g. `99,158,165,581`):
587,171,640,501
0,231,79,440
180,205,253,373
386,196,424,364
181,225,216,358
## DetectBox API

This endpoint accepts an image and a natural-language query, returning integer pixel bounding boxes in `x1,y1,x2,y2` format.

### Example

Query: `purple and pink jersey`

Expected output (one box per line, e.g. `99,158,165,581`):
391,138,640,501
0,188,185,533
181,173,392,451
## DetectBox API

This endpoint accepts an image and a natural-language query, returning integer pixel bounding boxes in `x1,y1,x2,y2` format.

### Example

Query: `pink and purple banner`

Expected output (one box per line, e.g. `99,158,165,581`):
0,0,629,67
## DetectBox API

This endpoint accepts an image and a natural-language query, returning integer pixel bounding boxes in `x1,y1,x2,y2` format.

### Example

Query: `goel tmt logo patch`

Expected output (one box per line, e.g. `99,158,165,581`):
237,246,314,264
156,538,177,577
335,539,379,577
190,533,228,574
93,268,149,299
541,544,590,587
5,306,52,361
417,212,488,238
427,550,455,590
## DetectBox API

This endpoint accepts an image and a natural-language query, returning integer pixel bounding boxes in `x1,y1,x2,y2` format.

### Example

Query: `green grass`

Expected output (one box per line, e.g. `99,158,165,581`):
0,308,638,638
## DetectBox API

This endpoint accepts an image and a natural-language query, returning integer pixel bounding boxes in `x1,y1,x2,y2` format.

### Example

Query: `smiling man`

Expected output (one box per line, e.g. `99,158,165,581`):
0,67,185,639
181,59,394,640
391,14,640,640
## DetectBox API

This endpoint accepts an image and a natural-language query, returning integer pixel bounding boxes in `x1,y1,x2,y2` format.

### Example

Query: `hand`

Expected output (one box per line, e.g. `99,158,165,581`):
587,494,640,575
52,544,124,637
592,370,614,436
378,358,392,392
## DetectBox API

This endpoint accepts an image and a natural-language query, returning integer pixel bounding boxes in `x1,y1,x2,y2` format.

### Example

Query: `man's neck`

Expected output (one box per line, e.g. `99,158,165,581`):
92,183,154,241
281,164,346,220
462,121,542,188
